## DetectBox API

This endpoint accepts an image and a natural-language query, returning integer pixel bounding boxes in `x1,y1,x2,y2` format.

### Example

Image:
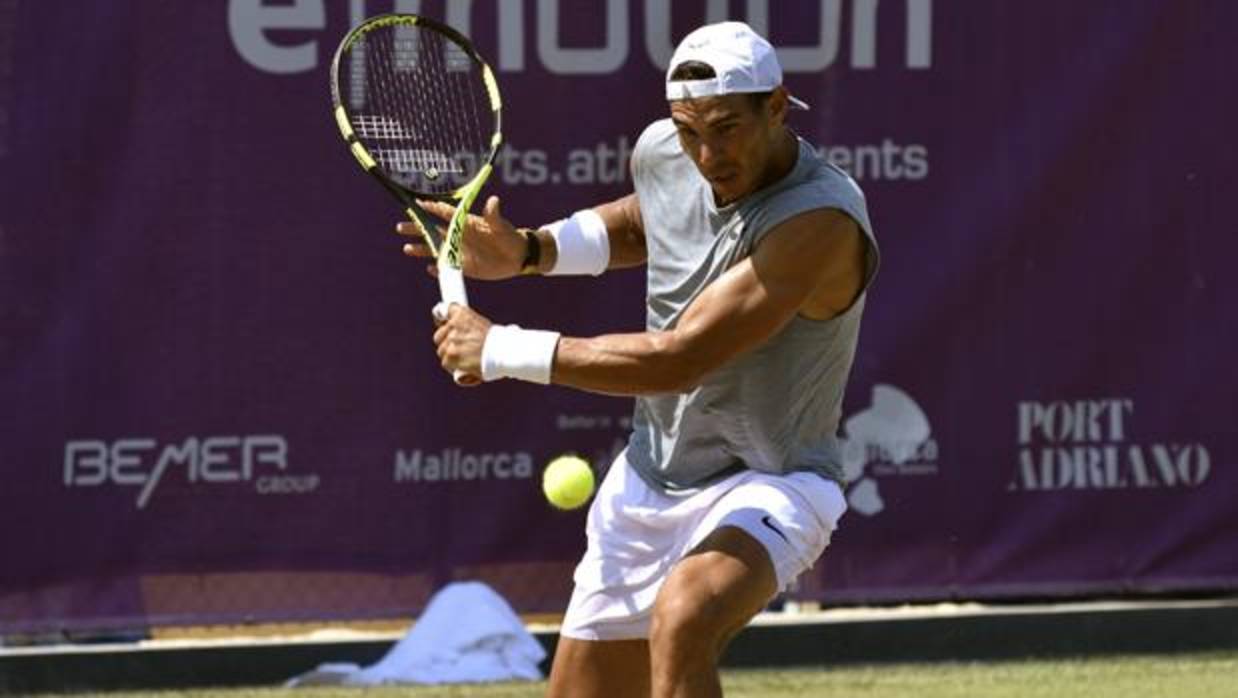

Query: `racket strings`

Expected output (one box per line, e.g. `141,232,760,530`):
406,31,489,190
347,24,494,196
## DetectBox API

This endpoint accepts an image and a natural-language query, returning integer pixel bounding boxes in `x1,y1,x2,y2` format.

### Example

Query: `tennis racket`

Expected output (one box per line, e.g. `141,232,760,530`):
329,13,502,384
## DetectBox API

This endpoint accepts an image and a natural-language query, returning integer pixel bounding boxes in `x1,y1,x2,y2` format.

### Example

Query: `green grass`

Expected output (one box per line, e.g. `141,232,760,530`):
36,651,1238,697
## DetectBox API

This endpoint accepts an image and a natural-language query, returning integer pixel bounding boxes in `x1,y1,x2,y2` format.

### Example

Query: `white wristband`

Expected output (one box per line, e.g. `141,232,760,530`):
481,324,561,384
546,209,610,276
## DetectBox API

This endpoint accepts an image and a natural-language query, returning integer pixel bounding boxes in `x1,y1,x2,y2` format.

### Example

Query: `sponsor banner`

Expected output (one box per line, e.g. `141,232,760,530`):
1,2,1235,632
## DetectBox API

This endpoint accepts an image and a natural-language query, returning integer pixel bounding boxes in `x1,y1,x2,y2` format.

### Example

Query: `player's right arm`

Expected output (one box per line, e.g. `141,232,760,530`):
400,193,646,278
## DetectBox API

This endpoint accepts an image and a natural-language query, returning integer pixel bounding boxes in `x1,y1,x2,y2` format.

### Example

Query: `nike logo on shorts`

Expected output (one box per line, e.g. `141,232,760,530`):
761,514,790,544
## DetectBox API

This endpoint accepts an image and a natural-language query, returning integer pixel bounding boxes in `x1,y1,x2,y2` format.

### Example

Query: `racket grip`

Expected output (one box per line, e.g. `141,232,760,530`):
437,265,469,308
436,266,478,385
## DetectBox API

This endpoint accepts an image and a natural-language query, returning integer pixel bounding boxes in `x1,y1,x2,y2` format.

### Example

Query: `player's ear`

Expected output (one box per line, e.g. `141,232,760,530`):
767,87,789,125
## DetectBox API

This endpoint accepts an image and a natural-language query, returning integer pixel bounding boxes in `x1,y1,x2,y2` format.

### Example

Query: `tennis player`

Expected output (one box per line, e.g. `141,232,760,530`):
405,21,878,698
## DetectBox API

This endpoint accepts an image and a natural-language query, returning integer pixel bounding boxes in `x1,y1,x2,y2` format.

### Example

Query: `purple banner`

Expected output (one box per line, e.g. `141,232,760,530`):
1,1,1234,634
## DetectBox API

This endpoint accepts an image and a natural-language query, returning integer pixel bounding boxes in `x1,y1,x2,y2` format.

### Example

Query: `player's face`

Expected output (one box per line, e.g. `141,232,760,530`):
670,92,785,205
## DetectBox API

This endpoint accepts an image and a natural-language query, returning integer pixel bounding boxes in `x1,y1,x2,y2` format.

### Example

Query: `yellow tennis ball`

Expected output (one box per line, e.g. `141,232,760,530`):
542,455,595,510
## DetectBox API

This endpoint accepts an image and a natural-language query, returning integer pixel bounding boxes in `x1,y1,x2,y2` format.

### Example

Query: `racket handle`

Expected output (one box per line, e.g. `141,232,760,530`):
435,266,479,386
437,265,469,308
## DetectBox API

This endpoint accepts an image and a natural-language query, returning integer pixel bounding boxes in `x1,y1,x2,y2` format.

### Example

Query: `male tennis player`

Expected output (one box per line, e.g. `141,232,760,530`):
404,21,878,698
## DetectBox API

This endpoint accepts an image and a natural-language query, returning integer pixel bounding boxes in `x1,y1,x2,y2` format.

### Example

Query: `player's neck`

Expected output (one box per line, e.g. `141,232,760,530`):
720,129,798,206
761,128,799,189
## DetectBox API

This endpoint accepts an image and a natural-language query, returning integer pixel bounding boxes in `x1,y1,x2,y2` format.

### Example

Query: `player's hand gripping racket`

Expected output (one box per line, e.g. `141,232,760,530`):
330,13,502,384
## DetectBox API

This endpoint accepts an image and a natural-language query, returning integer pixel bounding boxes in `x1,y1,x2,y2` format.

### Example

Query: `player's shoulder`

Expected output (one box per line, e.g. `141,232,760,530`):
798,144,866,200
782,146,868,217
637,118,678,147
741,140,876,246
634,118,680,160
631,118,687,182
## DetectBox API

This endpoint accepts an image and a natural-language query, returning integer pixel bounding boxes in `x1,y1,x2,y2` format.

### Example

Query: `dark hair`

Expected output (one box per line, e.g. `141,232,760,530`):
667,60,771,111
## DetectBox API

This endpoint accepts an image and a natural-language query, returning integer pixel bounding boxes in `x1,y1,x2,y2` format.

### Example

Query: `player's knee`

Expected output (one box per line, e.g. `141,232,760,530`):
650,571,730,655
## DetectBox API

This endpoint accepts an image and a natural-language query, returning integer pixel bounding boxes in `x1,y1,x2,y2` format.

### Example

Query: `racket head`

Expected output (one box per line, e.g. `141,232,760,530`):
330,13,502,205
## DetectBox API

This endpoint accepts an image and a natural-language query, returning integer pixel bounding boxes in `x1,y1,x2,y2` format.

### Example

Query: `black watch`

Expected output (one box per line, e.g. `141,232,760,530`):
520,229,541,275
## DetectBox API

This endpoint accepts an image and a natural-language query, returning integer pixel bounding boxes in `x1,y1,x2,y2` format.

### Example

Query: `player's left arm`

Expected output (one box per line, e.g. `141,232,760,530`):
550,207,865,395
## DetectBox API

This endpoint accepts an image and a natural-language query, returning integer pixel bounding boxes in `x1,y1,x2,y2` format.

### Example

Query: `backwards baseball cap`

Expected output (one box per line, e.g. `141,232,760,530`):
665,21,809,110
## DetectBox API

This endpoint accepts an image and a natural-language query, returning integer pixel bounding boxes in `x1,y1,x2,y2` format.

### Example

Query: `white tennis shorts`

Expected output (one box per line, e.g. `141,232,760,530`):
560,449,847,641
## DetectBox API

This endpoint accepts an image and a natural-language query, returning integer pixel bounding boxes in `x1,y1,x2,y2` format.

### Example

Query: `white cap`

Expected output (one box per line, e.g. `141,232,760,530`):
665,21,809,110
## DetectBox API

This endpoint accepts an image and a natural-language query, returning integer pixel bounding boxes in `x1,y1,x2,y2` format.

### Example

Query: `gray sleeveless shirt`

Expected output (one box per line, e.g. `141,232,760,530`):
625,118,879,493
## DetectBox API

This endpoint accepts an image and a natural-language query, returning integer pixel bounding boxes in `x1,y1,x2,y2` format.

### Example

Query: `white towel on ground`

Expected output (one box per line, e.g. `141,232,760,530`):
287,581,546,686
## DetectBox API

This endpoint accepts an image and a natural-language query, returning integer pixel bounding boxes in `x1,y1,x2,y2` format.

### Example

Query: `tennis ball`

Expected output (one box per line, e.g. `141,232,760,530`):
542,455,595,510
